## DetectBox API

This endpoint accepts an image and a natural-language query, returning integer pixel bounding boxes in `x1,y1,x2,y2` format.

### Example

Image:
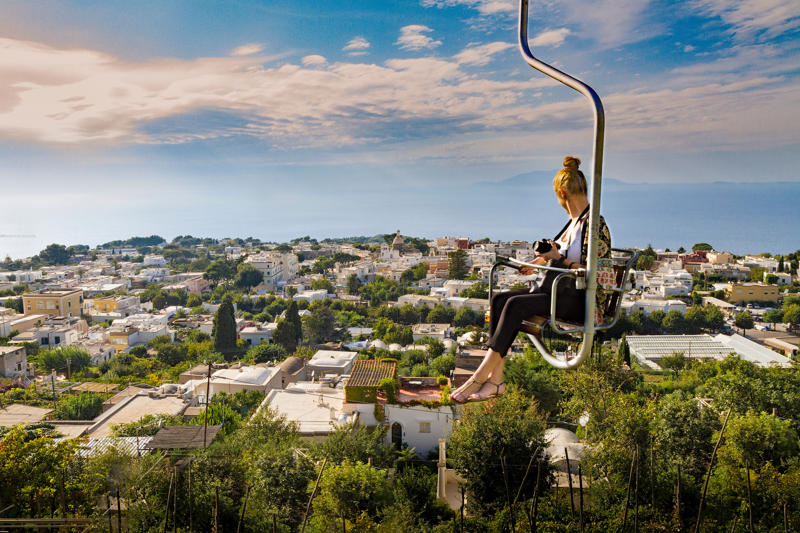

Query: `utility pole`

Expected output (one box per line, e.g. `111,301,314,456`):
51,370,57,412
204,361,212,448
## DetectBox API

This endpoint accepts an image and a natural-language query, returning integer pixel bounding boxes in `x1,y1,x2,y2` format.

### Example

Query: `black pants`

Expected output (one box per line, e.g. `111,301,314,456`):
487,288,585,357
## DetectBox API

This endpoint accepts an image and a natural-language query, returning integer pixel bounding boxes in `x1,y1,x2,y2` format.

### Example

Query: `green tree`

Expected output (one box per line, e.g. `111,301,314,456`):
684,305,707,332
448,389,549,513
447,249,469,280
734,310,754,335
248,446,315,531
38,243,71,265
662,309,687,334
204,258,236,283
311,460,390,532
704,304,726,332
750,266,766,282
312,256,335,274
314,424,393,468
429,353,455,377
54,392,104,420
311,277,335,293
654,390,720,479
763,308,784,330
346,274,362,295
213,296,238,356
783,303,800,333
33,346,91,374
460,282,488,299
719,411,799,471
186,293,203,308
426,304,453,324
246,342,287,363
453,307,479,327
273,300,303,352
234,264,263,289
303,305,337,344
692,242,713,251
154,341,188,366
660,351,688,375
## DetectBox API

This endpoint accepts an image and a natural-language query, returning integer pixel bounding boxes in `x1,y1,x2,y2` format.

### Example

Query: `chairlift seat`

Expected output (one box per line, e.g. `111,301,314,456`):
519,262,629,337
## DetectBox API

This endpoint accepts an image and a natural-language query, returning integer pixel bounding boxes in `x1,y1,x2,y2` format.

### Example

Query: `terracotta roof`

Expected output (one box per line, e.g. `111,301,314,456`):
346,359,397,388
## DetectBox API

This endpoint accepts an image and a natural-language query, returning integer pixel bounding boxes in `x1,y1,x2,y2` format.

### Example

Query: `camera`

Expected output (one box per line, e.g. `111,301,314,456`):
533,239,560,255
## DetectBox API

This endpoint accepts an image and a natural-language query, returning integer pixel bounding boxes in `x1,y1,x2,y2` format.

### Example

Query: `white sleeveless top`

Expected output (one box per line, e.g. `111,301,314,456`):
556,217,584,265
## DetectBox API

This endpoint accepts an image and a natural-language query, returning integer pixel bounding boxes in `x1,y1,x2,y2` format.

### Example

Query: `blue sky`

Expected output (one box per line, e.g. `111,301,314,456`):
0,0,798,257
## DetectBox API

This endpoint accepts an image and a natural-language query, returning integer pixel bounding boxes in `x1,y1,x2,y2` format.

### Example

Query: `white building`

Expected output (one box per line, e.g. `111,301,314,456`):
258,382,357,441
411,323,453,341
183,365,282,400
293,289,329,302
142,255,167,267
239,323,278,346
621,298,687,315
245,252,299,291
308,350,358,378
0,345,28,377
738,256,779,273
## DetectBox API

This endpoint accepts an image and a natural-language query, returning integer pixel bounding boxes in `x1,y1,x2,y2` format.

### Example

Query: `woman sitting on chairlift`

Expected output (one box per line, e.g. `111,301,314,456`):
450,156,611,402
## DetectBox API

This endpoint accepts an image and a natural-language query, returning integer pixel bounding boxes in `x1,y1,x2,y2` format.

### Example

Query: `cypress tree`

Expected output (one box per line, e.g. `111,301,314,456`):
274,300,303,353
213,295,237,357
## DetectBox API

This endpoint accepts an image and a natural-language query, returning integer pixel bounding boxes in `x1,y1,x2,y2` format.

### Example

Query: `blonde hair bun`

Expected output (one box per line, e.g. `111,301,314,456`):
563,156,581,171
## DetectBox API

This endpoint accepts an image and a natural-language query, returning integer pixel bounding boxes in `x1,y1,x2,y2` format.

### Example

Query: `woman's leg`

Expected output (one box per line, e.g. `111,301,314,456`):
489,289,530,336
451,291,549,402
486,292,551,357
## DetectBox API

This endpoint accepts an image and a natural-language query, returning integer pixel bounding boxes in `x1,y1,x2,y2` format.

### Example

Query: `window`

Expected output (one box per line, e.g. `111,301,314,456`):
418,421,431,433
37,301,45,309
46,301,55,310
41,338,49,345
54,336,60,344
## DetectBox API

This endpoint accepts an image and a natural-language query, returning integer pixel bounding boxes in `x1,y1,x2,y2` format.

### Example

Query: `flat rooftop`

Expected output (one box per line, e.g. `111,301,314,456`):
262,383,351,436
0,404,53,427
89,394,186,437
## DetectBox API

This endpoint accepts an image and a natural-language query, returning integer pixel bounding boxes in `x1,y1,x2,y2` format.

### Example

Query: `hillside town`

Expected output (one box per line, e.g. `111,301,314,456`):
2,233,799,531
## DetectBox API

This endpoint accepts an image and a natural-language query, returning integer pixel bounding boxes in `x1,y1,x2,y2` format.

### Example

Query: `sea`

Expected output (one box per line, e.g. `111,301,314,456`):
1,175,798,260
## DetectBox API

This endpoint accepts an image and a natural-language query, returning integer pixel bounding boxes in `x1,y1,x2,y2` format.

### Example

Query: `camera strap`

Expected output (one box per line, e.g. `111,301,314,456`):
553,204,590,241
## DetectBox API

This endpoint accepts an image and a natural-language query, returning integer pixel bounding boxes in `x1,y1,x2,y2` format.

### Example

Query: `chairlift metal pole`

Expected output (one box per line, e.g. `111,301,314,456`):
517,0,605,369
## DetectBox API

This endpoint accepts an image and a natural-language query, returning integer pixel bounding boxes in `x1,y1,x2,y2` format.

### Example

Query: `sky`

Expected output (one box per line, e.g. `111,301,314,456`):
0,0,798,258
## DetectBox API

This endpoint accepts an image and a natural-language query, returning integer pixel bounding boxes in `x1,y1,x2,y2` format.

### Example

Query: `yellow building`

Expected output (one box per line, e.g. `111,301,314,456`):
725,282,780,304
109,326,139,351
93,297,120,313
22,289,82,317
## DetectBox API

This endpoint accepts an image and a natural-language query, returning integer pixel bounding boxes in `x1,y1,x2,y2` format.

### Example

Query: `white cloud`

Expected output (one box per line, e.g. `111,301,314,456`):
454,41,514,65
531,28,571,48
230,44,264,56
0,36,796,166
561,0,662,47
0,37,550,146
683,44,696,52
395,25,442,51
420,0,515,16
343,36,370,55
302,55,327,66
693,0,800,40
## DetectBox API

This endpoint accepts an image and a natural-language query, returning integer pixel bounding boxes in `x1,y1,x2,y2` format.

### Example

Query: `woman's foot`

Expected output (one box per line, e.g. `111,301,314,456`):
449,376,485,404
468,381,506,401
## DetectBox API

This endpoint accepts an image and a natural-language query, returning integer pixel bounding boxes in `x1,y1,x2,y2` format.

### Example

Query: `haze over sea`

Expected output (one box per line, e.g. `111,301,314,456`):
2,173,797,261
